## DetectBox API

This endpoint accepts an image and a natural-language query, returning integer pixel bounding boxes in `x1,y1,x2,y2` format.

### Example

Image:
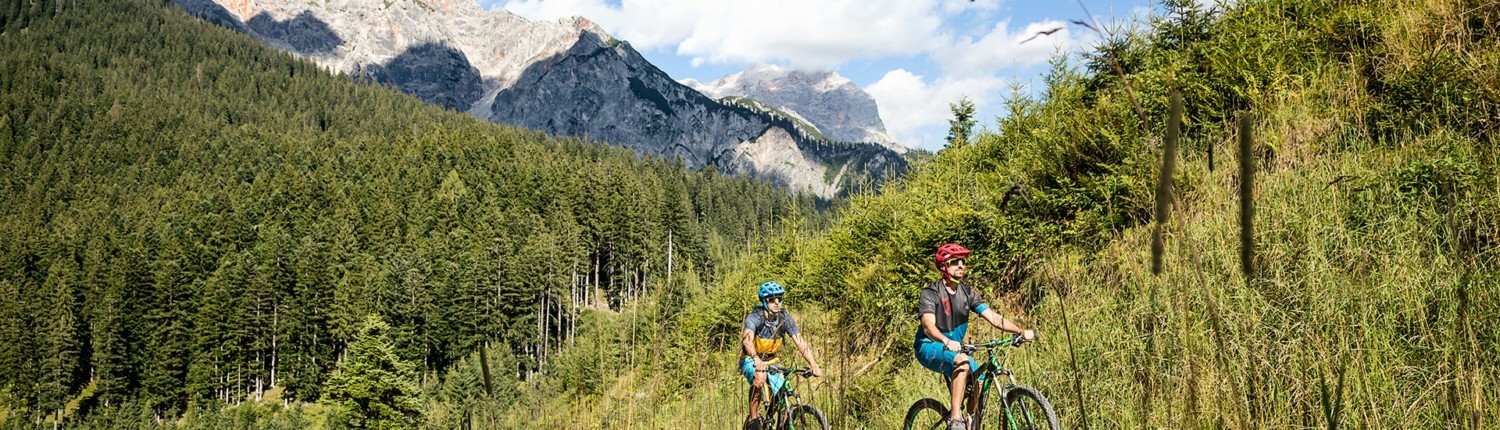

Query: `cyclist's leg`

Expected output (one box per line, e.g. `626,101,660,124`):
741,357,764,421
767,368,786,397
917,340,971,422
963,355,983,414
949,353,971,421
915,339,953,373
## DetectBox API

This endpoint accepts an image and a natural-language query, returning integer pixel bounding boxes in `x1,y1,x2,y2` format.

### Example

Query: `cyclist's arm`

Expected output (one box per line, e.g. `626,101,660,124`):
790,333,823,376
979,308,1024,334
920,313,954,344
741,328,759,360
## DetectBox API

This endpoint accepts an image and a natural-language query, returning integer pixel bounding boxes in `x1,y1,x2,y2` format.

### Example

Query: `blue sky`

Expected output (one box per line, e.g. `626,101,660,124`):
481,0,1168,151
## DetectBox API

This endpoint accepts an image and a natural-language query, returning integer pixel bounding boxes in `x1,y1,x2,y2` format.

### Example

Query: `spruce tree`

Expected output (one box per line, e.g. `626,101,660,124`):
321,314,423,429
946,96,976,148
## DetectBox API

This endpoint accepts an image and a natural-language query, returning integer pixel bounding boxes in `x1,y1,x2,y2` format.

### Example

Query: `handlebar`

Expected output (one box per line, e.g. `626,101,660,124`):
765,364,817,378
960,334,1030,354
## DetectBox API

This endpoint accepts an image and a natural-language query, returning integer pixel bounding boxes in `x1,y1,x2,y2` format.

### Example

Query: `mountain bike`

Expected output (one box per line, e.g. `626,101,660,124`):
903,334,1059,430
750,364,829,430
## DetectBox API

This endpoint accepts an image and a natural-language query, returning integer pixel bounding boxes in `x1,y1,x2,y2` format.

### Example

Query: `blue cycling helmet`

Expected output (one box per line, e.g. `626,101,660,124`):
758,281,786,301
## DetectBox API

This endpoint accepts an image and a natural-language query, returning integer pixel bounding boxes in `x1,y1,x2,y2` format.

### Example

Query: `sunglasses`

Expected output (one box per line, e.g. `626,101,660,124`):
765,296,784,304
947,259,966,267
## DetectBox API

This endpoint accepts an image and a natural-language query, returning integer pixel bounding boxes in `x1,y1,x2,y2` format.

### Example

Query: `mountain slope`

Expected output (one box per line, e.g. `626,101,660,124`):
171,0,906,198
0,0,827,424
684,64,907,154
494,0,1500,427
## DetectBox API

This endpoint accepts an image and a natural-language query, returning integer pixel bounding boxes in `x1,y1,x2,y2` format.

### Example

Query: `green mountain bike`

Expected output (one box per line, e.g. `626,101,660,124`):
751,364,829,430
903,335,1059,430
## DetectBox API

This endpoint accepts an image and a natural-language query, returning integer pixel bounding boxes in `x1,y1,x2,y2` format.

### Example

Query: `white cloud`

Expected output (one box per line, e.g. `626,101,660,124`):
673,0,944,69
497,0,946,68
941,0,1001,15
933,19,1086,78
1194,0,1236,12
491,0,1126,150
497,0,695,50
866,69,1006,151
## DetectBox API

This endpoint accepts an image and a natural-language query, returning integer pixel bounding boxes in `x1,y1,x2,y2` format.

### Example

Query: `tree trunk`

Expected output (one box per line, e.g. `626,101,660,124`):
270,304,278,389
667,229,674,293
540,292,548,367
479,342,494,399
569,265,577,347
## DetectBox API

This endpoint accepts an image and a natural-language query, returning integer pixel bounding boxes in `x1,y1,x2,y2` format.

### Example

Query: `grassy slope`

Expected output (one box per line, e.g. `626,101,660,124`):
532,0,1500,428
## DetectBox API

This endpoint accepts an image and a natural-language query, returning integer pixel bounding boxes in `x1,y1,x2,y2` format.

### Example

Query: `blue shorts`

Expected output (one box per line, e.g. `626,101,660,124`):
915,338,979,375
739,357,786,395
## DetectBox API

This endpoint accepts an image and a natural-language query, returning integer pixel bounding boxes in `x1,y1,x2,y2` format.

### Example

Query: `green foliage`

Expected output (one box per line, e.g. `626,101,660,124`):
421,344,518,429
6,0,1498,427
519,0,1500,427
0,0,827,425
945,96,976,148
321,315,423,429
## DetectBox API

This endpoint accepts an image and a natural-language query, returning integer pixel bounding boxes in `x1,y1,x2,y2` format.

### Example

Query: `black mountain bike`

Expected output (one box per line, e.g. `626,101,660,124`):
750,364,829,430
903,335,1059,430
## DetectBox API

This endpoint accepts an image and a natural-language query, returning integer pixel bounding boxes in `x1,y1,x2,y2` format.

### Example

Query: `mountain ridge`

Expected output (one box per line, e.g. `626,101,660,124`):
683,64,907,155
171,0,906,198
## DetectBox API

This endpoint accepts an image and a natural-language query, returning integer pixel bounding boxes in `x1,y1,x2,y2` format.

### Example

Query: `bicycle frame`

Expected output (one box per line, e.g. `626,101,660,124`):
906,334,1054,430
968,336,1021,413
762,365,811,427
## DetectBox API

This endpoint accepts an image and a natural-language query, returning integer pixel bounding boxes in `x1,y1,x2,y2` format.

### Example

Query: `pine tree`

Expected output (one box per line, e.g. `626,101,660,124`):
321,314,423,429
0,276,33,406
946,96,976,148
39,260,82,414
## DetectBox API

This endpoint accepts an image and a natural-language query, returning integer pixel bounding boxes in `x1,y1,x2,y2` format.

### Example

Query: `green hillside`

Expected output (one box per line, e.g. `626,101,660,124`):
526,0,1499,428
0,0,828,427
2,0,1498,428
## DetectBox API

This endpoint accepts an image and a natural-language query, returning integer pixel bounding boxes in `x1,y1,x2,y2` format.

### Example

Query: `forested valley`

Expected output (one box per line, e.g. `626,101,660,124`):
0,0,829,427
4,0,1500,428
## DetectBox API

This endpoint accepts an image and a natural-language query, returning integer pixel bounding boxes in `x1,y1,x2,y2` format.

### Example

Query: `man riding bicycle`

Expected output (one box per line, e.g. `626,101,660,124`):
915,243,1035,430
741,281,824,429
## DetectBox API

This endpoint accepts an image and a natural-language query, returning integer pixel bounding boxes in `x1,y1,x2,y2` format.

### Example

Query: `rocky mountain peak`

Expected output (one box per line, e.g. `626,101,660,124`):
684,64,906,154
174,0,906,198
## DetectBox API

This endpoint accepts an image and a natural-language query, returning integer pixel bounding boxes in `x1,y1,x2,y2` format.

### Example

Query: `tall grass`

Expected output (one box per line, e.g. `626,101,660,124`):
465,0,1500,428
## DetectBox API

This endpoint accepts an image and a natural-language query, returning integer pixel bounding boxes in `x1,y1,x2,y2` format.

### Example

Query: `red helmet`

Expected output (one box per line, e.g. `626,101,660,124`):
934,243,971,269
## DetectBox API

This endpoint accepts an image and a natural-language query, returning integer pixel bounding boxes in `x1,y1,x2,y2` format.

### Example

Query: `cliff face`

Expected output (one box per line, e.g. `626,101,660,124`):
173,0,906,198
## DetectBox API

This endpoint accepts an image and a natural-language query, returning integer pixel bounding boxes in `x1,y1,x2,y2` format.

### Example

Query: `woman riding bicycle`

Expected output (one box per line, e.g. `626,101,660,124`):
741,281,824,429
915,243,1035,430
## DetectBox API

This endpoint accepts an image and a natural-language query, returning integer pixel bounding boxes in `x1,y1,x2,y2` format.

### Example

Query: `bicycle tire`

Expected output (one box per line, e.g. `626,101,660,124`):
1002,385,1059,430
903,398,951,430
787,404,829,430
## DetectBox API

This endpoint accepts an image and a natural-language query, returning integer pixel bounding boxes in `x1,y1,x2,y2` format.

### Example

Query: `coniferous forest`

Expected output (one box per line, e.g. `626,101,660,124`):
0,0,825,426
5,0,1500,428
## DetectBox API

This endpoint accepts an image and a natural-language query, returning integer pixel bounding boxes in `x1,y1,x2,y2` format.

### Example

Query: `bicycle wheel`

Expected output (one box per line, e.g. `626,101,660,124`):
902,398,950,430
972,363,1005,429
1002,385,1059,430
787,404,829,430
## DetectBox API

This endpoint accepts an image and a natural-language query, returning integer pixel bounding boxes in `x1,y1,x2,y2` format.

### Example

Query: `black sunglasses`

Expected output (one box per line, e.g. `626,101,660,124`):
766,296,784,304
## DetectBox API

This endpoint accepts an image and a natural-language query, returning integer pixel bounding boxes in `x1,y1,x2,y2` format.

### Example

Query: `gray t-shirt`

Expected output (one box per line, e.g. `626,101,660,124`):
917,280,990,338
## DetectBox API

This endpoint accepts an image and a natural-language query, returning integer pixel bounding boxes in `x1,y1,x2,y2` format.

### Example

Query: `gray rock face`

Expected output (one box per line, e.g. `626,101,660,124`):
355,42,484,111
684,64,907,154
172,0,904,198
